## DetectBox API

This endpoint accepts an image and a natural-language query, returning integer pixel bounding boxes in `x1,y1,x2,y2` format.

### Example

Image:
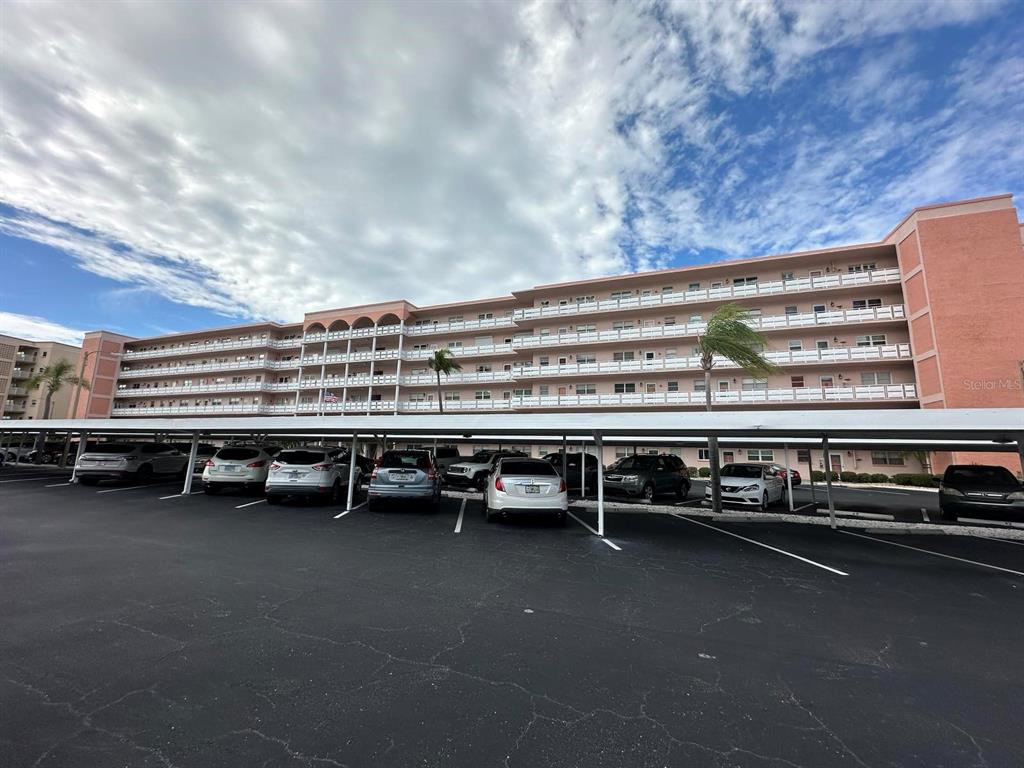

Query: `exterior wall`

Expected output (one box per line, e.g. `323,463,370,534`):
0,336,82,420
76,331,136,419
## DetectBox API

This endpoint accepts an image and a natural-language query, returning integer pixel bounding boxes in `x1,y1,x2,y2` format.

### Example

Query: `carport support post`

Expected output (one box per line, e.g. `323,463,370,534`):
595,433,605,536
561,435,567,489
345,432,359,512
822,435,836,529
784,443,794,512
182,432,199,495
1017,434,1024,479
71,431,90,483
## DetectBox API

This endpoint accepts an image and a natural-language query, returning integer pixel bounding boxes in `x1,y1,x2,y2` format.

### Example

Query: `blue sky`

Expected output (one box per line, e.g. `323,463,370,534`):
1,0,1021,345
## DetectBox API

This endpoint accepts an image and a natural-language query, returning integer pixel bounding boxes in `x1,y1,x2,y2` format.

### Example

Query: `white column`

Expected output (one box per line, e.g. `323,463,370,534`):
316,339,327,415
393,320,405,415
182,431,199,495
1018,434,1024,479
366,324,378,415
822,435,836,529
293,337,305,415
71,431,90,483
345,432,359,511
341,335,352,409
784,443,794,512
595,433,605,536
562,435,568,491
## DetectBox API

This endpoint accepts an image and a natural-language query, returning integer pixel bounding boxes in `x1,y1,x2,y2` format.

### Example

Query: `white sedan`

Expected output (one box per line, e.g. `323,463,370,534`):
706,463,786,511
485,457,568,523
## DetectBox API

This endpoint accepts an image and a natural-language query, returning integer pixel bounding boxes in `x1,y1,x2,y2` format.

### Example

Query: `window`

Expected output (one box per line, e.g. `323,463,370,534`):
645,383,656,393
667,380,679,392
538,385,549,396
718,380,730,391
781,271,795,281
698,449,710,461
577,323,596,333
734,276,758,285
820,375,835,388
539,356,550,366
856,334,887,347
813,304,826,313
474,390,491,400
577,353,596,364
848,263,877,272
851,298,882,309
816,340,830,349
444,392,460,401
644,351,655,361
689,314,702,322
688,282,700,291
612,320,634,330
476,364,492,373
741,377,767,391
785,305,798,315
788,340,802,351
860,371,893,385
612,351,635,362
664,316,676,326
661,286,674,294
448,315,464,323
710,281,723,289
871,451,904,466
809,270,823,278
613,383,636,394
577,383,596,395
747,448,774,462
791,375,805,388
694,380,706,392
512,388,532,397
610,290,632,300
665,348,677,359
574,295,596,303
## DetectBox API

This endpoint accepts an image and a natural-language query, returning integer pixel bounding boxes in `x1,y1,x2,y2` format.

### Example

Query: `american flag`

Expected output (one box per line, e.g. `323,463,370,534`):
323,391,339,404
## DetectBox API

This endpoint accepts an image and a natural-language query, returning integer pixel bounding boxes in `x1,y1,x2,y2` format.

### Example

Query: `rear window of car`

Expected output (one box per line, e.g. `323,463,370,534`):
435,448,460,458
276,450,327,465
721,464,762,478
945,466,1019,486
467,452,495,462
380,451,430,469
88,443,136,454
216,448,261,461
500,460,558,476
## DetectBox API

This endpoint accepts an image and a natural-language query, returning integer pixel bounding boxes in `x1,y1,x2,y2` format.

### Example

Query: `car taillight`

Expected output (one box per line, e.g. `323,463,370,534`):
495,476,505,492
311,463,332,471
559,478,566,493
205,459,215,467
270,462,282,472
247,460,266,468
371,468,379,480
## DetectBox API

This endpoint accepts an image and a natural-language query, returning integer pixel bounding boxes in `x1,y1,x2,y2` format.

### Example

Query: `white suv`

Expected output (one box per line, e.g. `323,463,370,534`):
265,448,359,505
202,445,280,495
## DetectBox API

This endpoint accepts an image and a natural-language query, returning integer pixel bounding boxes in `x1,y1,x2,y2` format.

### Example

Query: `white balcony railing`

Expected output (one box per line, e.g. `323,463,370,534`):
303,323,403,344
513,268,902,322
118,358,301,378
121,337,303,360
403,316,517,337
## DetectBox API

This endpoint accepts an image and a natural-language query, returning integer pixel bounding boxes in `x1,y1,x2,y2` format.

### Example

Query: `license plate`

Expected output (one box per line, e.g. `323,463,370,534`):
525,485,540,494
393,472,414,480
223,465,240,473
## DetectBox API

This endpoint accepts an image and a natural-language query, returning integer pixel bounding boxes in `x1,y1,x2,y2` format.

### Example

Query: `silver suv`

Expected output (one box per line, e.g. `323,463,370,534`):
265,448,358,505
368,449,441,512
445,450,526,491
75,443,189,486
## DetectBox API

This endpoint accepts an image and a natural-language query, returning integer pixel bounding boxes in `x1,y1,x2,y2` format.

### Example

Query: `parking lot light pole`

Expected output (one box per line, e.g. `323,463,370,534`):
345,432,359,512
70,431,90,483
182,432,200,495
784,443,794,512
822,435,836,529
595,433,605,536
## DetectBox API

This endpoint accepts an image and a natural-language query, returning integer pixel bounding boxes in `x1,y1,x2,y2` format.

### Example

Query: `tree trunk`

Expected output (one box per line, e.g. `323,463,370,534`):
436,371,444,414
33,390,54,463
704,368,723,514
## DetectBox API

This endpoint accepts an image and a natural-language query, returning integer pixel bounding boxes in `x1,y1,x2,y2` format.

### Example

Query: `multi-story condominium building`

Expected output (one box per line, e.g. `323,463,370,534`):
76,194,1024,475
0,335,82,421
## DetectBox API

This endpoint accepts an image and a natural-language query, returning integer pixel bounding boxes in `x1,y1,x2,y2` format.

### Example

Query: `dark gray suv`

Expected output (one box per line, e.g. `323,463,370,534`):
603,454,691,502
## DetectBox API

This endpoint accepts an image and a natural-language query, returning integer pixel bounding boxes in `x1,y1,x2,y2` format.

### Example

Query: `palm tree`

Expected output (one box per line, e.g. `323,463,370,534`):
25,359,89,463
427,348,462,413
696,304,781,513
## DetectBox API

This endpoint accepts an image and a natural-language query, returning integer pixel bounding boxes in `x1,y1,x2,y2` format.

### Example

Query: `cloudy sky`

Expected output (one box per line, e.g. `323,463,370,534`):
1,0,1021,344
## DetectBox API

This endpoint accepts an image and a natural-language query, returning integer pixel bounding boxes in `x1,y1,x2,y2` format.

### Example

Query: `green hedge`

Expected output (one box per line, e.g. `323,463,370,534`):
839,471,858,482
686,466,699,478
810,471,839,482
891,473,940,488
698,467,711,477
870,473,890,483
856,473,873,483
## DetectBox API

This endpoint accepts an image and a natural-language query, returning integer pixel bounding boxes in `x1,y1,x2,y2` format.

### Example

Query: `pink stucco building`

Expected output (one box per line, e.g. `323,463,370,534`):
78,194,1024,475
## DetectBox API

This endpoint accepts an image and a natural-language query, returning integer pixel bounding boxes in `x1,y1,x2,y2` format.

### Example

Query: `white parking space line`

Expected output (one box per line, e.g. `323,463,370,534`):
602,538,622,551
333,501,366,519
840,530,1024,577
159,491,203,500
45,482,72,488
921,507,930,522
0,475,64,484
97,483,175,494
567,510,622,551
993,538,1024,548
454,498,466,533
235,499,267,509
671,513,849,576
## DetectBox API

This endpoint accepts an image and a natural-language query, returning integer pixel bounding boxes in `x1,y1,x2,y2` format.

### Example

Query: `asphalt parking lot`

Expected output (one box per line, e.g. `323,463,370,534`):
2,467,1023,767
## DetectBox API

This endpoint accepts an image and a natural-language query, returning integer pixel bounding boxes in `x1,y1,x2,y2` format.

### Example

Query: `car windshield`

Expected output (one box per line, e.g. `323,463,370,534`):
87,443,136,454
276,450,326,465
722,464,762,478
468,452,495,462
435,448,460,458
500,460,558,476
380,452,429,469
946,466,1019,486
216,448,261,461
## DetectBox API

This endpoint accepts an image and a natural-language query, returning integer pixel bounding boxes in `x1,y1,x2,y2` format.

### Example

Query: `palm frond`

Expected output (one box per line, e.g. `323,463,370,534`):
697,303,781,378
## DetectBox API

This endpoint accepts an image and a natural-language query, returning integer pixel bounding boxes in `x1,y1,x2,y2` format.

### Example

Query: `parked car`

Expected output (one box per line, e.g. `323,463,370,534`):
706,463,786,511
329,449,375,478
445,449,526,491
4,445,35,464
767,463,802,486
603,454,691,501
485,457,568,523
432,446,463,473
169,442,218,473
367,449,441,512
75,443,189,485
939,465,1024,521
202,445,280,494
542,451,600,493
27,441,67,465
265,448,358,505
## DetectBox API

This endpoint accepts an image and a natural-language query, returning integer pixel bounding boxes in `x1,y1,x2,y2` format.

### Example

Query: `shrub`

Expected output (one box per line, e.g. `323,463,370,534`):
698,467,711,477
811,470,825,482
892,473,938,488
856,473,873,483
840,471,858,483
870,473,890,483
686,466,699,478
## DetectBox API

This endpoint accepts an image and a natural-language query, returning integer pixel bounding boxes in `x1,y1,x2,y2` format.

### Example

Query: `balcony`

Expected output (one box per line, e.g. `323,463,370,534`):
512,305,906,351
15,352,37,363
401,343,515,362
11,368,30,379
121,336,303,360
513,267,903,322
6,386,28,396
118,358,301,378
303,323,403,344
512,343,913,381
403,316,517,338
3,401,27,413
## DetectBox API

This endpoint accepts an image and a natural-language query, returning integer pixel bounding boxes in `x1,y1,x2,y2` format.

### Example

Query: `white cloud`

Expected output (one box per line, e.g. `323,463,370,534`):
0,0,1018,325
0,311,85,346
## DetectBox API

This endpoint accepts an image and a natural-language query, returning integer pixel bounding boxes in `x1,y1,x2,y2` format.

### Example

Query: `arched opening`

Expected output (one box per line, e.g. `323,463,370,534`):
377,313,401,327
351,316,375,330
304,322,327,335
327,319,351,333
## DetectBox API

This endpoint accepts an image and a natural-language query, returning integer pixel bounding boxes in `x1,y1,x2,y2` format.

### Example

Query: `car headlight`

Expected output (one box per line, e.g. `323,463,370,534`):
1008,491,1024,501
939,486,963,496
739,484,760,492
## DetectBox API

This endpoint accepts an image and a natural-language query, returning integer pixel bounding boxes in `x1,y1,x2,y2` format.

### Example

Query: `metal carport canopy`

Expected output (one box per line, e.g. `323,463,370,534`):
6,408,1023,441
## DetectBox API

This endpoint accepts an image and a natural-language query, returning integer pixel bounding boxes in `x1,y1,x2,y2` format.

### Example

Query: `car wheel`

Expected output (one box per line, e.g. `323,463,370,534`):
135,464,154,484
329,481,341,505
557,510,567,525
760,492,769,512
940,507,957,522
643,483,655,503
266,495,281,505
367,497,378,512
675,481,689,500
475,473,488,492
485,506,497,523
79,477,99,486
204,485,219,495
